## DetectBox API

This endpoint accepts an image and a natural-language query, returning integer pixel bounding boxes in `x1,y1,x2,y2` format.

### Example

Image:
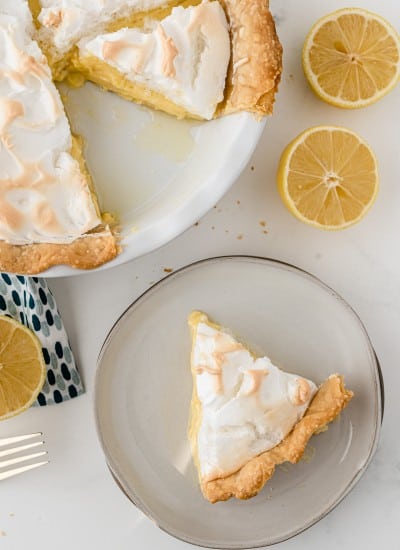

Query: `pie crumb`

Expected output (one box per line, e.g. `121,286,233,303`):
237,234,243,240
163,268,173,273
300,445,316,463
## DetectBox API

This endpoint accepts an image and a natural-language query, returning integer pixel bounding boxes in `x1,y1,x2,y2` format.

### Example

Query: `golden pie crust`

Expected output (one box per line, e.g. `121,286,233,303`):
220,0,283,117
0,233,119,275
201,375,353,503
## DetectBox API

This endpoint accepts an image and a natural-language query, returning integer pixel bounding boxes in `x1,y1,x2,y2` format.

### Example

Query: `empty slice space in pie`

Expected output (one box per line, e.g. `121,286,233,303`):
188,311,353,503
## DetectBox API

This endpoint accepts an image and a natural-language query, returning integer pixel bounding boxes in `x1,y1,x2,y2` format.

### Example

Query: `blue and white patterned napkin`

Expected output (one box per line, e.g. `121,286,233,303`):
0,274,84,406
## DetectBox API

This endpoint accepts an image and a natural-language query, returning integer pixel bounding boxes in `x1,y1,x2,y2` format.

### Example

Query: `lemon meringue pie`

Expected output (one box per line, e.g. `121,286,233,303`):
0,0,282,273
188,311,353,503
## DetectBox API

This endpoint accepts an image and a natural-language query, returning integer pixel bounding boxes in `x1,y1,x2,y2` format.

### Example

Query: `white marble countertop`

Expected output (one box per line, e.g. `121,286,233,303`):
1,0,399,548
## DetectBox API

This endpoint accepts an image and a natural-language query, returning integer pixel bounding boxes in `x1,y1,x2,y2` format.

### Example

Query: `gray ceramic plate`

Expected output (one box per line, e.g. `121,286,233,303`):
95,256,383,548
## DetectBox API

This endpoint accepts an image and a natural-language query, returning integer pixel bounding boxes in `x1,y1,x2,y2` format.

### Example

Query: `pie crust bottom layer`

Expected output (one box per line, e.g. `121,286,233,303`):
200,374,353,503
0,233,118,274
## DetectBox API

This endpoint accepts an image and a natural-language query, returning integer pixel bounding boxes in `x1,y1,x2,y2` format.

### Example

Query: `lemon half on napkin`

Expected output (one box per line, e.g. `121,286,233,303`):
0,316,46,420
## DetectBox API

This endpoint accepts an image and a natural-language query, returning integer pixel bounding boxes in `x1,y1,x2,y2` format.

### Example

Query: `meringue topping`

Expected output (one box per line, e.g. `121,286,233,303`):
190,317,317,482
37,0,171,55
0,1,101,245
80,1,231,119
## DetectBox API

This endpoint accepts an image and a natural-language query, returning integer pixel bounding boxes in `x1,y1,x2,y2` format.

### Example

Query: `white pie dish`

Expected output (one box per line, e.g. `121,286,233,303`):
41,84,265,277
94,256,383,548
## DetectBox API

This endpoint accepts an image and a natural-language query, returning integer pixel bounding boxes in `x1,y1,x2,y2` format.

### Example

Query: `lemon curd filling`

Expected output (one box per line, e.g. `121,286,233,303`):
71,54,197,119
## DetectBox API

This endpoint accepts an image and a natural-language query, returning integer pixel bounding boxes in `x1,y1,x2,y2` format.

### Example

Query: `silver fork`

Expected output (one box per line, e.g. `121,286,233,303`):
0,433,48,481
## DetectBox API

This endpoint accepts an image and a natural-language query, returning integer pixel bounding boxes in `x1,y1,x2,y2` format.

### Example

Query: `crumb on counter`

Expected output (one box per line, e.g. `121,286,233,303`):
237,234,243,240
236,200,241,205
194,222,199,227
250,165,255,171
163,268,173,273
259,220,267,227
0,531,6,536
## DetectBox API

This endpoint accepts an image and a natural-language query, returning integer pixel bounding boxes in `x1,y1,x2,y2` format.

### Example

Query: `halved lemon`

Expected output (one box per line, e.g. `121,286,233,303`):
302,8,400,108
0,316,46,421
277,126,379,230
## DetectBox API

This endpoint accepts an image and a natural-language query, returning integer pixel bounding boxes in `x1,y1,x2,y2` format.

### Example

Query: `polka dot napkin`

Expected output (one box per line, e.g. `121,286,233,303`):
0,273,84,406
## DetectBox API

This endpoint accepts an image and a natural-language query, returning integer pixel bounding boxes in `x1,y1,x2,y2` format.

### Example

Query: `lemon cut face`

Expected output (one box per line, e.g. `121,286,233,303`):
0,316,46,421
277,126,379,230
302,8,400,108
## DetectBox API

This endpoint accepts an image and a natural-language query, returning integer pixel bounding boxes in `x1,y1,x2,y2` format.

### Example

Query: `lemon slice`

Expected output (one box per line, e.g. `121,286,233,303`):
0,316,46,421
277,126,379,230
302,8,400,108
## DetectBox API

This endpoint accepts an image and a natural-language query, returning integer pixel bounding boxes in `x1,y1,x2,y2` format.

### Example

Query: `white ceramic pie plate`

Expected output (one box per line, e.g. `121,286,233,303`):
42,84,265,277
95,256,383,549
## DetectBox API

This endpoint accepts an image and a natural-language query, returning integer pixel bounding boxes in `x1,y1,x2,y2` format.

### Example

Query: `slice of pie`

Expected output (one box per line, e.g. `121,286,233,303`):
0,1,118,273
33,0,283,120
188,311,353,503
77,2,231,120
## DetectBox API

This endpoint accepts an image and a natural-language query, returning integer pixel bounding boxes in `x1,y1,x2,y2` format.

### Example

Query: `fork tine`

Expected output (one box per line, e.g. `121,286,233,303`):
0,441,44,459
0,460,49,481
0,433,42,448
0,451,47,469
